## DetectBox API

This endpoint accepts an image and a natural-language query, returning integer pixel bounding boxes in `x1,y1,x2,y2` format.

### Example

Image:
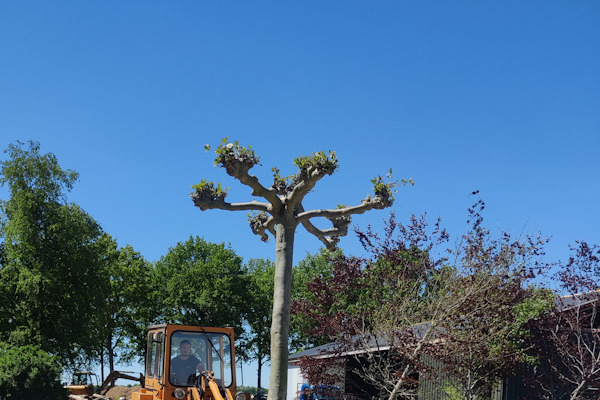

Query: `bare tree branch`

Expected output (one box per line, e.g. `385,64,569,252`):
192,198,271,213
250,212,277,242
293,203,349,251
296,195,391,222
299,219,339,251
235,170,282,207
288,168,328,206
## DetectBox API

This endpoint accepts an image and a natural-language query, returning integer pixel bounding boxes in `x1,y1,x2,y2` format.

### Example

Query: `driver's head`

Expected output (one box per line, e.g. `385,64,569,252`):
179,340,192,357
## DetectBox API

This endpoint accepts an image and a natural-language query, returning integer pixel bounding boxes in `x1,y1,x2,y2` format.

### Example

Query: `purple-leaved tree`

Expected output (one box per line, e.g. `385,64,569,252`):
292,199,551,400
532,241,600,400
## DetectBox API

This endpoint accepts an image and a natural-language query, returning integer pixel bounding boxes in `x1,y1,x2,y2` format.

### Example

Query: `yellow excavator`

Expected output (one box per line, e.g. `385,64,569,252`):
65,370,143,399
132,324,250,400
64,371,99,398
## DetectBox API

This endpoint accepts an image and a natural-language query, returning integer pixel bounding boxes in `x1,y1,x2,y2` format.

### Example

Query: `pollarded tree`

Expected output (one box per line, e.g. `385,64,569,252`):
191,139,407,400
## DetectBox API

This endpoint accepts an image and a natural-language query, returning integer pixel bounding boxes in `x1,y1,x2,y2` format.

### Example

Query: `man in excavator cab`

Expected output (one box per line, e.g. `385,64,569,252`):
170,338,206,385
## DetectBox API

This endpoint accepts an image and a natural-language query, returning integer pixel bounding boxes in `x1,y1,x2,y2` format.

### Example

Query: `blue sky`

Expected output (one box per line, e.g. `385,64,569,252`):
1,0,599,388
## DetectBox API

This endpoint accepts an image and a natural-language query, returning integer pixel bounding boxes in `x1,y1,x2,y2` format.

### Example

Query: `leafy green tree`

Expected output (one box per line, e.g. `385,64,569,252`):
191,139,405,400
96,234,154,377
243,258,275,392
0,241,8,338
153,235,248,335
0,141,107,365
237,386,268,396
0,342,65,400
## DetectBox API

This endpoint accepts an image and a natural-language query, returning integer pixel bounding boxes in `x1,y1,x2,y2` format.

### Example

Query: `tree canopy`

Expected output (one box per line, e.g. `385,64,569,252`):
0,141,107,365
153,235,249,335
0,141,158,393
290,248,343,351
242,258,276,391
96,234,154,376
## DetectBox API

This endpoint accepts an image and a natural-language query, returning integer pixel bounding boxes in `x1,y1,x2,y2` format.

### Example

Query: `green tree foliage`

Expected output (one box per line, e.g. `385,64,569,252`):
0,141,107,366
242,258,275,391
96,234,154,374
237,386,268,396
0,342,65,400
153,236,248,336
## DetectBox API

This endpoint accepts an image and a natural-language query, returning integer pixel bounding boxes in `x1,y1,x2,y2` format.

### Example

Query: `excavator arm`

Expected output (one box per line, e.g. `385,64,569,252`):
190,372,233,400
97,371,144,395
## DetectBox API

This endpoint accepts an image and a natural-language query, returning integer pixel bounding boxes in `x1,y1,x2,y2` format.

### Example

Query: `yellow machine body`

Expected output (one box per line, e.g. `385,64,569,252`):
132,324,238,400
64,371,97,396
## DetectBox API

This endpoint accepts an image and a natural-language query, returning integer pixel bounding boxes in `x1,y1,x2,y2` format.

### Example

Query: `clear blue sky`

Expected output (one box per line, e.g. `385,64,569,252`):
1,0,599,388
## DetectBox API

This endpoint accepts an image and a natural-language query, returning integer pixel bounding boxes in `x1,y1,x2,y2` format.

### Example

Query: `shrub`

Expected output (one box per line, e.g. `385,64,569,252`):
0,342,65,400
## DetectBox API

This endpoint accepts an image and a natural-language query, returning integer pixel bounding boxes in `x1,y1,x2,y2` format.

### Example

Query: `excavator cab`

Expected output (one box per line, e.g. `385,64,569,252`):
133,324,241,400
65,371,99,397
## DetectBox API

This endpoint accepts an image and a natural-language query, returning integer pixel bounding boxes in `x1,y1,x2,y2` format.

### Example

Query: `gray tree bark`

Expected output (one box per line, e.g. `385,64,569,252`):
269,220,296,400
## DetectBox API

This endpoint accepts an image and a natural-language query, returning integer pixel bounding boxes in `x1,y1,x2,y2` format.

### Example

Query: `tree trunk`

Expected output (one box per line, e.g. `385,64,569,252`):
257,356,263,391
570,381,586,400
269,221,295,400
108,334,115,375
387,322,436,400
100,351,105,382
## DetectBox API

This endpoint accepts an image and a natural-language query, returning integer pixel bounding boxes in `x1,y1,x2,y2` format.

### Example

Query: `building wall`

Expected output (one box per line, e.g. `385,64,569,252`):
287,364,307,400
418,357,506,400
287,360,348,400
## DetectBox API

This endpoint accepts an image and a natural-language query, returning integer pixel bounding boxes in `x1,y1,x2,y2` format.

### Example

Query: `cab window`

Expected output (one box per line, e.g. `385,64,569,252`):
168,331,233,387
155,332,165,379
145,332,156,377
145,331,165,379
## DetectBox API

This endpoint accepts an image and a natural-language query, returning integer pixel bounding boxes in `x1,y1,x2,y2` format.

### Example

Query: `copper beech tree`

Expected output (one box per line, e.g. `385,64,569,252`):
292,199,551,400
190,139,409,400
531,241,600,399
